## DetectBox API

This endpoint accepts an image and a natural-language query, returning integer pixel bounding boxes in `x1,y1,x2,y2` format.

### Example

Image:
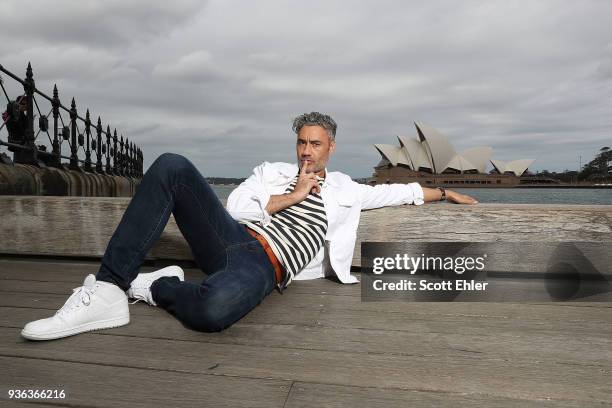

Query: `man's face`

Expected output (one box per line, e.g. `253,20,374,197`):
296,125,336,175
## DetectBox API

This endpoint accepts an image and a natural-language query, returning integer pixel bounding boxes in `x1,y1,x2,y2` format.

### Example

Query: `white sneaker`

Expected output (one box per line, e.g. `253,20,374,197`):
127,265,184,306
21,274,129,341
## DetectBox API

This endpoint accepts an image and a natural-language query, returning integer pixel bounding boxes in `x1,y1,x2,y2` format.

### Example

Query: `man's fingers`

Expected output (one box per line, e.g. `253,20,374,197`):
461,193,478,204
310,179,321,194
451,193,478,205
303,174,317,184
297,171,322,196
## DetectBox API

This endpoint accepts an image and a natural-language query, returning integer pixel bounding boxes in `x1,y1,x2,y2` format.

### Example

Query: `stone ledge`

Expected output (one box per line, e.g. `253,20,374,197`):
1,196,610,267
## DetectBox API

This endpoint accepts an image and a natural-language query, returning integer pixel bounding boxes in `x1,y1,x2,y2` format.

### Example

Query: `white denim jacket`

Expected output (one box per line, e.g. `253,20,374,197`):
226,162,424,285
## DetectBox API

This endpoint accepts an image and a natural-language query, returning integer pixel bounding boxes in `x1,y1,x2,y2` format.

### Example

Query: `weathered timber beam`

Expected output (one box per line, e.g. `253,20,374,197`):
0,197,610,268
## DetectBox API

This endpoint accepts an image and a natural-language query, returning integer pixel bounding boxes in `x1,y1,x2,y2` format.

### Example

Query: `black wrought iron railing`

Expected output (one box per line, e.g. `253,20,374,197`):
0,62,143,177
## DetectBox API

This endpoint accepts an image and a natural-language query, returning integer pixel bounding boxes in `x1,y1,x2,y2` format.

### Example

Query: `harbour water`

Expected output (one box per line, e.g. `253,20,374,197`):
452,188,612,205
210,185,612,205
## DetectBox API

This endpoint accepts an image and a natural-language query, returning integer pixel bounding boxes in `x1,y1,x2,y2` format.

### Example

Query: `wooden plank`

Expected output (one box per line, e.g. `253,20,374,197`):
0,297,321,328
354,204,612,265
0,355,290,408
1,196,610,263
0,258,361,297
5,258,612,302
283,381,592,408
2,304,610,369
360,242,612,276
0,258,205,284
0,401,62,408
0,328,609,403
2,288,612,327
0,196,192,260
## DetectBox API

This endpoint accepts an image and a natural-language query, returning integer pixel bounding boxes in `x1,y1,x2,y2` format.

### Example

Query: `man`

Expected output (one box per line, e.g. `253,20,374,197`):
3,95,29,151
21,112,477,340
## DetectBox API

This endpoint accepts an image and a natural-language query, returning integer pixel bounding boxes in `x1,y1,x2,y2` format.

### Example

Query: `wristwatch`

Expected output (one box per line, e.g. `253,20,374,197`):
437,187,446,201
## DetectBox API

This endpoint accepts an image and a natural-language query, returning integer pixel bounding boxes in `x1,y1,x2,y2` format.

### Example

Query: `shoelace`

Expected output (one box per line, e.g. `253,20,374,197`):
127,283,151,305
128,297,146,305
55,285,95,317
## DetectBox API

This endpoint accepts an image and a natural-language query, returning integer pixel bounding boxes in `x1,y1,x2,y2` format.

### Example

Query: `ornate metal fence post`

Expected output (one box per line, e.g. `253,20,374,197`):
129,142,134,177
131,142,135,177
125,138,130,177
133,143,137,177
22,63,38,165
50,84,61,167
138,148,143,177
105,125,112,174
119,134,125,176
112,129,118,174
84,109,93,172
69,98,79,170
95,117,103,173
124,138,130,177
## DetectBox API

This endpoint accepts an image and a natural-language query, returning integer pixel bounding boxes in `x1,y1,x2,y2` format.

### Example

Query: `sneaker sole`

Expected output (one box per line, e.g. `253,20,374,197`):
147,266,185,282
127,266,185,303
21,314,130,341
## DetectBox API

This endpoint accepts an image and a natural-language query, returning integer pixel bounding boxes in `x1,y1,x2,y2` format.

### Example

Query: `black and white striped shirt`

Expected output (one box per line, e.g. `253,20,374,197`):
245,174,327,290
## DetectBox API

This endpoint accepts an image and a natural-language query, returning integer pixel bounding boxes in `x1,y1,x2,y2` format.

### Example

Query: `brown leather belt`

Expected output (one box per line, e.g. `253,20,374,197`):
246,227,284,285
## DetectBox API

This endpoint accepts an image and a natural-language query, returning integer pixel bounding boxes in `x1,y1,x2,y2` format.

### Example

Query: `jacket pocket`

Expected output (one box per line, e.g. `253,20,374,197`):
336,192,356,207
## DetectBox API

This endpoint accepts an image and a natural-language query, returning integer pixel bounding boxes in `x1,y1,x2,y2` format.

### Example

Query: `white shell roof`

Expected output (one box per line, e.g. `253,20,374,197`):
374,144,403,166
414,122,456,173
490,159,535,176
444,155,478,172
374,123,534,175
397,135,433,170
459,146,493,173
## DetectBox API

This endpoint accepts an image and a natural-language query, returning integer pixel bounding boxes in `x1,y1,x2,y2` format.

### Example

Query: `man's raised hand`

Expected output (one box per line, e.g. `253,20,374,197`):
265,164,321,215
291,162,320,202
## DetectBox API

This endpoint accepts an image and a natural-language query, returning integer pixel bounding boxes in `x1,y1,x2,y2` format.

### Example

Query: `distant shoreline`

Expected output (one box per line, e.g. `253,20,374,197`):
513,184,612,189
206,181,612,189
452,185,612,189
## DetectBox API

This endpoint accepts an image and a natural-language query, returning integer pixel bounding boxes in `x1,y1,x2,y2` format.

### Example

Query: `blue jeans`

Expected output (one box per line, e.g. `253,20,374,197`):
96,153,277,332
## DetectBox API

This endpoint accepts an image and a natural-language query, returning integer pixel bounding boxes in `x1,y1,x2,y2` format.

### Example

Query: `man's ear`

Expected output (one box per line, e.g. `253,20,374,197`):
329,140,336,154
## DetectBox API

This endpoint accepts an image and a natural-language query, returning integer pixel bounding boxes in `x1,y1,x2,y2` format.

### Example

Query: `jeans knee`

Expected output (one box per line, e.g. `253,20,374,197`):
150,153,195,181
153,152,189,170
188,298,234,333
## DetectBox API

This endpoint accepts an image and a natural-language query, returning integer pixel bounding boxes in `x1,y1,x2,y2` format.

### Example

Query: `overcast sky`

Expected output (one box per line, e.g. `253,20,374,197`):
1,0,611,177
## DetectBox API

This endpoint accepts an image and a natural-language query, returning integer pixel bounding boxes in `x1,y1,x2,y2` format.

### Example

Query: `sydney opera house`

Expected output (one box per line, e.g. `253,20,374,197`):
369,122,535,187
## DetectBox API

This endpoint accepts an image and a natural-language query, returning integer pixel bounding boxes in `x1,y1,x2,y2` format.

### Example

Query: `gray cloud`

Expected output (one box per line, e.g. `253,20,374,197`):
0,1,205,49
1,0,611,177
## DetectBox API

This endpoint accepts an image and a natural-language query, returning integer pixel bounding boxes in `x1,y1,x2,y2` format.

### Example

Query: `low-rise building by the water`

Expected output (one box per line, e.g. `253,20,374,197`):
369,122,535,187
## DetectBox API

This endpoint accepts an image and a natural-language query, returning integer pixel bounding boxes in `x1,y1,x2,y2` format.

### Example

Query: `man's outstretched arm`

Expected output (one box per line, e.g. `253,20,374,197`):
264,184,479,215
422,186,478,205
356,182,478,210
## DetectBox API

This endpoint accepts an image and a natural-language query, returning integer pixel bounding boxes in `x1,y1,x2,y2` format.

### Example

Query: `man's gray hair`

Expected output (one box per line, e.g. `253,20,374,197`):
292,112,337,141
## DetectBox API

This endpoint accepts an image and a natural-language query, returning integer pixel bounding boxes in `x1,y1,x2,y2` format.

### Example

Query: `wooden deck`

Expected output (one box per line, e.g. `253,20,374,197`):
1,257,611,407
